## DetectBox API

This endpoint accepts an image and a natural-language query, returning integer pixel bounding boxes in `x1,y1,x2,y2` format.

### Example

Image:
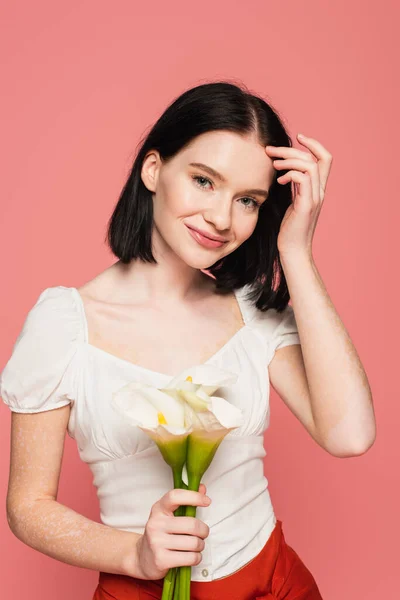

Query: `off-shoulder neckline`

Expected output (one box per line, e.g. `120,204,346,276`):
65,285,252,379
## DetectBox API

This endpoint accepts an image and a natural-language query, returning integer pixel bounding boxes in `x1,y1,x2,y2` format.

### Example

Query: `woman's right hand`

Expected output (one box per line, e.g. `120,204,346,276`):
135,483,211,581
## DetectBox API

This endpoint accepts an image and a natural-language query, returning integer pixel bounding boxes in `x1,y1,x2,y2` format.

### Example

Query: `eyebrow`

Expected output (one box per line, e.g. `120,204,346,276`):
189,162,269,198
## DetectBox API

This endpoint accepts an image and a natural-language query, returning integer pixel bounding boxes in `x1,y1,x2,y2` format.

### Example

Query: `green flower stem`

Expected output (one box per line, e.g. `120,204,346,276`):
179,470,202,600
161,467,188,600
179,432,225,600
161,568,177,600
173,566,181,600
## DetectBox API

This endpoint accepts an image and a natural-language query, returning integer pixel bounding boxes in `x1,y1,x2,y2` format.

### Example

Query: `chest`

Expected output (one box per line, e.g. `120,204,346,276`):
73,325,272,460
79,290,246,376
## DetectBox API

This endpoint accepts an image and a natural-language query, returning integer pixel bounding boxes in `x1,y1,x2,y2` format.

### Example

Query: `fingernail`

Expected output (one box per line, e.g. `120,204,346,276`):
204,497,211,505
298,133,305,138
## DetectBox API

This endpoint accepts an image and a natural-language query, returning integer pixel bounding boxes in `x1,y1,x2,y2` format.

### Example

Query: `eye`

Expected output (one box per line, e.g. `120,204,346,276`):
191,174,213,190
239,197,262,211
191,174,261,211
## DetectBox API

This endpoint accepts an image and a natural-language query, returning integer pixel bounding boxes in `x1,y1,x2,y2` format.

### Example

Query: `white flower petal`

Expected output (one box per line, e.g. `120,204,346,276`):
173,380,201,393
178,390,210,412
209,395,244,429
195,389,212,402
165,364,238,395
141,423,193,443
111,387,159,428
112,382,185,427
138,387,186,427
179,393,244,433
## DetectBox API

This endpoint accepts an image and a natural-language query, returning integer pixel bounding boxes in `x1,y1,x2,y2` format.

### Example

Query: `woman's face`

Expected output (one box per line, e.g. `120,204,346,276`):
141,130,276,269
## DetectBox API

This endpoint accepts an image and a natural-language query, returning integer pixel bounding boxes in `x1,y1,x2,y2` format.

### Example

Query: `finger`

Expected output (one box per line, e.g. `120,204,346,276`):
166,516,210,538
165,548,202,568
296,134,333,187
266,145,316,163
277,170,314,208
274,158,320,203
162,489,210,514
166,533,205,552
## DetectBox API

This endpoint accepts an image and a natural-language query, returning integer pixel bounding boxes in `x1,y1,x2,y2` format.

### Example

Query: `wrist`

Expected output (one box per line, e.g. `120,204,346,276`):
279,248,314,269
121,533,146,579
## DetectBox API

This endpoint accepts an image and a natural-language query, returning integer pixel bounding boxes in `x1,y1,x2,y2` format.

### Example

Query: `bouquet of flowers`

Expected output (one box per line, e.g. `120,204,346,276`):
111,364,244,600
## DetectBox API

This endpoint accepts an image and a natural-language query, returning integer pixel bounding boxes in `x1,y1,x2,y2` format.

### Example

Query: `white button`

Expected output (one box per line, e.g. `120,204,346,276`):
201,568,209,577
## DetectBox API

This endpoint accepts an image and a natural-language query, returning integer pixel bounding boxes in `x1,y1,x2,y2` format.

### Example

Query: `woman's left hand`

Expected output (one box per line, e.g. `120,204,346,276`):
265,133,333,260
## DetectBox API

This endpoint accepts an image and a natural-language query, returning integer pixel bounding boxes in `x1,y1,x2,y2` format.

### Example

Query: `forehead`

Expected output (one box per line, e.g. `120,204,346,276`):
177,130,275,187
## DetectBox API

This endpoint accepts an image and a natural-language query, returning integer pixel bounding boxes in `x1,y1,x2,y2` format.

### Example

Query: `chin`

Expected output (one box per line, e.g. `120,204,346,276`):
176,246,224,270
184,255,219,270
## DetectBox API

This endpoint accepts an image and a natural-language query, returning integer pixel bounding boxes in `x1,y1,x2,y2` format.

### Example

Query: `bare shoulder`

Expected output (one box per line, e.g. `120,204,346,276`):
76,263,123,305
76,271,111,300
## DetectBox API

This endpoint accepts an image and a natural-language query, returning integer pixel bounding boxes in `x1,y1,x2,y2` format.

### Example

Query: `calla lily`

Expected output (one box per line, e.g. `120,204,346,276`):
111,364,244,472
111,379,194,600
165,366,244,600
111,364,244,600
167,365,245,478
183,390,244,482
111,381,193,471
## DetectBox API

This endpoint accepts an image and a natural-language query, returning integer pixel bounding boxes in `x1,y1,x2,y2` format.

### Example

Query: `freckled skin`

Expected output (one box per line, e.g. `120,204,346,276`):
8,494,141,573
8,409,142,576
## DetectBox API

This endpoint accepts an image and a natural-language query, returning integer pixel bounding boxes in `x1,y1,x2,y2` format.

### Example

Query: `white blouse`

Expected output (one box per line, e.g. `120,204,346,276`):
0,285,301,582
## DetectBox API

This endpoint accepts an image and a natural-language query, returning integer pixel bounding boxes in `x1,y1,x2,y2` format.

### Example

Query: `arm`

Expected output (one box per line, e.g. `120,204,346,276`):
270,251,376,457
266,134,375,458
6,405,143,578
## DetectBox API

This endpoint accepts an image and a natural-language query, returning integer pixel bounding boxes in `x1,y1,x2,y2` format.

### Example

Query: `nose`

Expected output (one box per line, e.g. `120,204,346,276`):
202,193,232,234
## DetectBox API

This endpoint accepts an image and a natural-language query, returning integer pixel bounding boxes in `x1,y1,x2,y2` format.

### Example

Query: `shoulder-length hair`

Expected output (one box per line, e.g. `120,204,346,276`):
105,80,294,313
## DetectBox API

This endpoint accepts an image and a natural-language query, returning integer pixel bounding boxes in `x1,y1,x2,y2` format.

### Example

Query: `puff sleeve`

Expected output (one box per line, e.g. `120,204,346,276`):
253,303,301,364
270,304,301,353
0,287,82,413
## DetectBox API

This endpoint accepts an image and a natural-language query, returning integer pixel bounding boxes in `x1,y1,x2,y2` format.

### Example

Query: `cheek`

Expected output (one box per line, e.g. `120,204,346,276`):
158,175,196,216
234,214,259,242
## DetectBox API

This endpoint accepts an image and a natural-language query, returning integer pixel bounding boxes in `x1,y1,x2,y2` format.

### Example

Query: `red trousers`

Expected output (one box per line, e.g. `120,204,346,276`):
92,520,323,599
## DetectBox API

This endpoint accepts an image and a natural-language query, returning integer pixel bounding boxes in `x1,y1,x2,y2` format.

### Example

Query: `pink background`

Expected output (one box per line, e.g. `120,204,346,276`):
0,1,398,598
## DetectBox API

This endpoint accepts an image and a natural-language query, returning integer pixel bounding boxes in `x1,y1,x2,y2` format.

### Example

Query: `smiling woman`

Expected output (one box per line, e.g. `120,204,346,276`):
137,126,279,294
105,81,295,313
1,81,325,600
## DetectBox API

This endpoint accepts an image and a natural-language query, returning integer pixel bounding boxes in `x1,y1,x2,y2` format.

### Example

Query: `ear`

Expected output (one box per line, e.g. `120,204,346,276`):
141,150,162,193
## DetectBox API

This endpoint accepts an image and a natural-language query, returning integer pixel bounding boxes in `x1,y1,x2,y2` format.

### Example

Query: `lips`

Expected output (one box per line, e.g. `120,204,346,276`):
185,225,227,249
186,224,227,242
